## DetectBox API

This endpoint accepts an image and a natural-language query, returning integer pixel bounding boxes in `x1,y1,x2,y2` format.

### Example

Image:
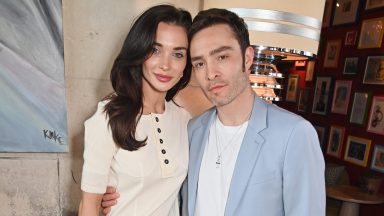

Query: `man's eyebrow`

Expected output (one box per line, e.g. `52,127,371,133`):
209,46,233,56
153,42,187,51
191,46,233,62
191,55,202,62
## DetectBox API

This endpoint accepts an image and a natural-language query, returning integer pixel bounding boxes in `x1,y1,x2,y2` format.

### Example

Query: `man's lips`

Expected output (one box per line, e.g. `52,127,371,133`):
155,74,172,82
209,84,225,93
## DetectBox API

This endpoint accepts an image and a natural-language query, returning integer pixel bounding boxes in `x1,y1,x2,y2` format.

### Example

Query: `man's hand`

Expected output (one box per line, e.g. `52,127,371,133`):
101,186,120,215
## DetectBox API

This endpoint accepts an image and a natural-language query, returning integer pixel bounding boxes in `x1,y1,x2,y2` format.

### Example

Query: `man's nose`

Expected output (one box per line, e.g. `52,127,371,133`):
206,63,218,80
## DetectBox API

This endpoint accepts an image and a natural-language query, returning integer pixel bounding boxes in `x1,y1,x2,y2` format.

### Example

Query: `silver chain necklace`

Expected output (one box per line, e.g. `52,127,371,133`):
214,116,246,168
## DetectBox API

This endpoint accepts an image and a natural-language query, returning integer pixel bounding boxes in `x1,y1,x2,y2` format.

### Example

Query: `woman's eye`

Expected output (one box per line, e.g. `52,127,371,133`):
174,52,184,58
152,47,160,54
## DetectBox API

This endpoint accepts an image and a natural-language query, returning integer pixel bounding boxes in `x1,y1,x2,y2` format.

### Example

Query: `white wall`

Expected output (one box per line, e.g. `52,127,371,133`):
0,1,205,215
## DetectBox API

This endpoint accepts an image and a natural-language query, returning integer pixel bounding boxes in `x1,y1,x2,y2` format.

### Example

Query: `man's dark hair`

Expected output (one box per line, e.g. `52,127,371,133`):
189,8,250,69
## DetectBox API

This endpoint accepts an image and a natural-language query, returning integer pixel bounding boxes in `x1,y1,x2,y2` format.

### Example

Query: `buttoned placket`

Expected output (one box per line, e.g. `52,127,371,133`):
152,114,174,177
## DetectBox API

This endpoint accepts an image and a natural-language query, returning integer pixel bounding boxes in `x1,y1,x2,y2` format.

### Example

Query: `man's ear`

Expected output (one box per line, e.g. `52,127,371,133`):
244,46,254,74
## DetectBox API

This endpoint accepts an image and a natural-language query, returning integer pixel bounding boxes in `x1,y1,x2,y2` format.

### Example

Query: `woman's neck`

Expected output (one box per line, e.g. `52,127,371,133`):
142,97,166,114
142,80,167,114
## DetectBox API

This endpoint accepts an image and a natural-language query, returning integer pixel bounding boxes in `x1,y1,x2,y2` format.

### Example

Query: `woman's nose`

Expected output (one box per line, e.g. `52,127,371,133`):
159,55,170,71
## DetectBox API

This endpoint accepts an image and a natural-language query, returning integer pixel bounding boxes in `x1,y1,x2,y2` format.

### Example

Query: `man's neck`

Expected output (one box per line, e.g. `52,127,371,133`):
216,87,255,126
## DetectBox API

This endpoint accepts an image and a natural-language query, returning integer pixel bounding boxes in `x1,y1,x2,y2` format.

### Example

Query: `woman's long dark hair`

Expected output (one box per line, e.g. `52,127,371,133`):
104,5,192,151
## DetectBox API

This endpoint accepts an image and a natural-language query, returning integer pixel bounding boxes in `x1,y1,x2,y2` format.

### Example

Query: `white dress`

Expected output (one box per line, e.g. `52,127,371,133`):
81,100,191,216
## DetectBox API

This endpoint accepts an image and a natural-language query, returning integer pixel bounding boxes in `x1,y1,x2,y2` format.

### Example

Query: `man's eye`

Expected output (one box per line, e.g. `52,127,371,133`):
193,62,204,69
218,55,228,61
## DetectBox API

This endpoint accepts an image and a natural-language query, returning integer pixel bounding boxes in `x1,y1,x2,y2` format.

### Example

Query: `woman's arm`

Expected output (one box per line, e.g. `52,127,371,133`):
78,192,103,216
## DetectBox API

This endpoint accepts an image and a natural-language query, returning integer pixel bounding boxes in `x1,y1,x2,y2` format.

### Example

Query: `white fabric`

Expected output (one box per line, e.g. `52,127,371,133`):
81,100,191,216
195,116,248,216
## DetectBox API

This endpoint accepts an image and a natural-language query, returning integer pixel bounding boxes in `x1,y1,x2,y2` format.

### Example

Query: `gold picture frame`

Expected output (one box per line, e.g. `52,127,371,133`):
358,17,384,49
344,136,371,167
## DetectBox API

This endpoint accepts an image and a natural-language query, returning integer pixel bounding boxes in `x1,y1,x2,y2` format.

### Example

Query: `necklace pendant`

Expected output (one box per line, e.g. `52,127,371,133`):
216,156,221,168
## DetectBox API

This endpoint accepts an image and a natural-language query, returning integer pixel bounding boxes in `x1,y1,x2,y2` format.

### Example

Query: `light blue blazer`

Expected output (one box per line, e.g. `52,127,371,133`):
184,96,325,216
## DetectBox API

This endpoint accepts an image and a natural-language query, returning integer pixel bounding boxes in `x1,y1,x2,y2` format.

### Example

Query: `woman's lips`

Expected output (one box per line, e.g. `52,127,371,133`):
155,74,172,82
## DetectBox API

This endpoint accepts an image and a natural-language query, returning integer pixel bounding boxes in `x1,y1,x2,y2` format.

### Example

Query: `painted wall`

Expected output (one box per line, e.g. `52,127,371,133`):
0,1,203,215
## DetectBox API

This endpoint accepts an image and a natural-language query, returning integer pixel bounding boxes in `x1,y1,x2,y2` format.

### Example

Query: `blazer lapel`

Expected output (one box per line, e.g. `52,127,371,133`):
188,109,216,215
225,96,268,216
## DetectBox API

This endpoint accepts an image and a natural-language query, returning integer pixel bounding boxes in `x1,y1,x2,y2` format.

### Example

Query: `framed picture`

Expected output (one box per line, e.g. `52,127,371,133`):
366,0,384,10
323,40,341,68
322,0,334,27
358,17,384,49
285,74,299,102
297,88,311,112
305,61,315,81
332,0,360,26
345,31,357,46
367,96,384,135
331,80,352,114
343,57,359,75
312,77,332,115
295,60,306,67
314,125,327,148
371,145,384,173
363,56,384,85
327,126,345,158
349,92,372,125
344,136,371,167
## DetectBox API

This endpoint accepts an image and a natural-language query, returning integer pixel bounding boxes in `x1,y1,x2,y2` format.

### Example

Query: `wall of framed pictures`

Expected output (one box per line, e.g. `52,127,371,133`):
277,2,384,215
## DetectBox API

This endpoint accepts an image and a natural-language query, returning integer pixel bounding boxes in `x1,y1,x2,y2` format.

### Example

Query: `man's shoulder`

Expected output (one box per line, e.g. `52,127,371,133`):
188,106,215,129
267,103,304,122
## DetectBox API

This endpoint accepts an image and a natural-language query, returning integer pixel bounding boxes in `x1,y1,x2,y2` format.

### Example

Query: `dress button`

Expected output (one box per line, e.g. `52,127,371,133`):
164,159,169,164
161,149,166,154
159,139,163,144
157,128,161,133
155,117,159,122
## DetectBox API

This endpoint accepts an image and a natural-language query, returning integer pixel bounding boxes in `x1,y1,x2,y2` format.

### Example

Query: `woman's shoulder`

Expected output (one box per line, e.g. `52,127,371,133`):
167,101,192,120
85,100,110,125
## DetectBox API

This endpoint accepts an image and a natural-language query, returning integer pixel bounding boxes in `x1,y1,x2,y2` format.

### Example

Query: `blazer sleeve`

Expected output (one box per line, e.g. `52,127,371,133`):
283,120,325,216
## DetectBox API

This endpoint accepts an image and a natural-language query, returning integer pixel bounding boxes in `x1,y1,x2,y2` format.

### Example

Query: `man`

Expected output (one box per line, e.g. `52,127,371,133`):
101,8,325,216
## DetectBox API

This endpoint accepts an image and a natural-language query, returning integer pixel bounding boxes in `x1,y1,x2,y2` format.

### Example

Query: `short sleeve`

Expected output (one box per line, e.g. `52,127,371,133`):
81,101,117,194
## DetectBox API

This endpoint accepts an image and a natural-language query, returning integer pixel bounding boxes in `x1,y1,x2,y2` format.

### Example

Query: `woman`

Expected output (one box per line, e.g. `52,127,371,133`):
78,5,192,216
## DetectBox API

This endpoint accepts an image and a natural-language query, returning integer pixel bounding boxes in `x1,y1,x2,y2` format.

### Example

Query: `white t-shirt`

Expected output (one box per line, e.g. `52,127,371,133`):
195,116,248,216
81,100,191,216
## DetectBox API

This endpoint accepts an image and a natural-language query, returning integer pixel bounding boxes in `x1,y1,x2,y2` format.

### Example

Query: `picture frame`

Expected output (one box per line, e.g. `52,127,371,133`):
331,80,352,115
345,30,357,46
297,88,311,112
305,61,315,81
285,74,299,102
323,40,342,68
371,145,384,173
327,125,345,158
363,56,384,85
367,96,384,135
343,57,359,75
295,60,306,67
349,92,372,125
332,0,360,26
358,17,384,49
344,136,371,167
365,0,384,10
314,125,327,149
322,0,334,27
312,77,332,115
